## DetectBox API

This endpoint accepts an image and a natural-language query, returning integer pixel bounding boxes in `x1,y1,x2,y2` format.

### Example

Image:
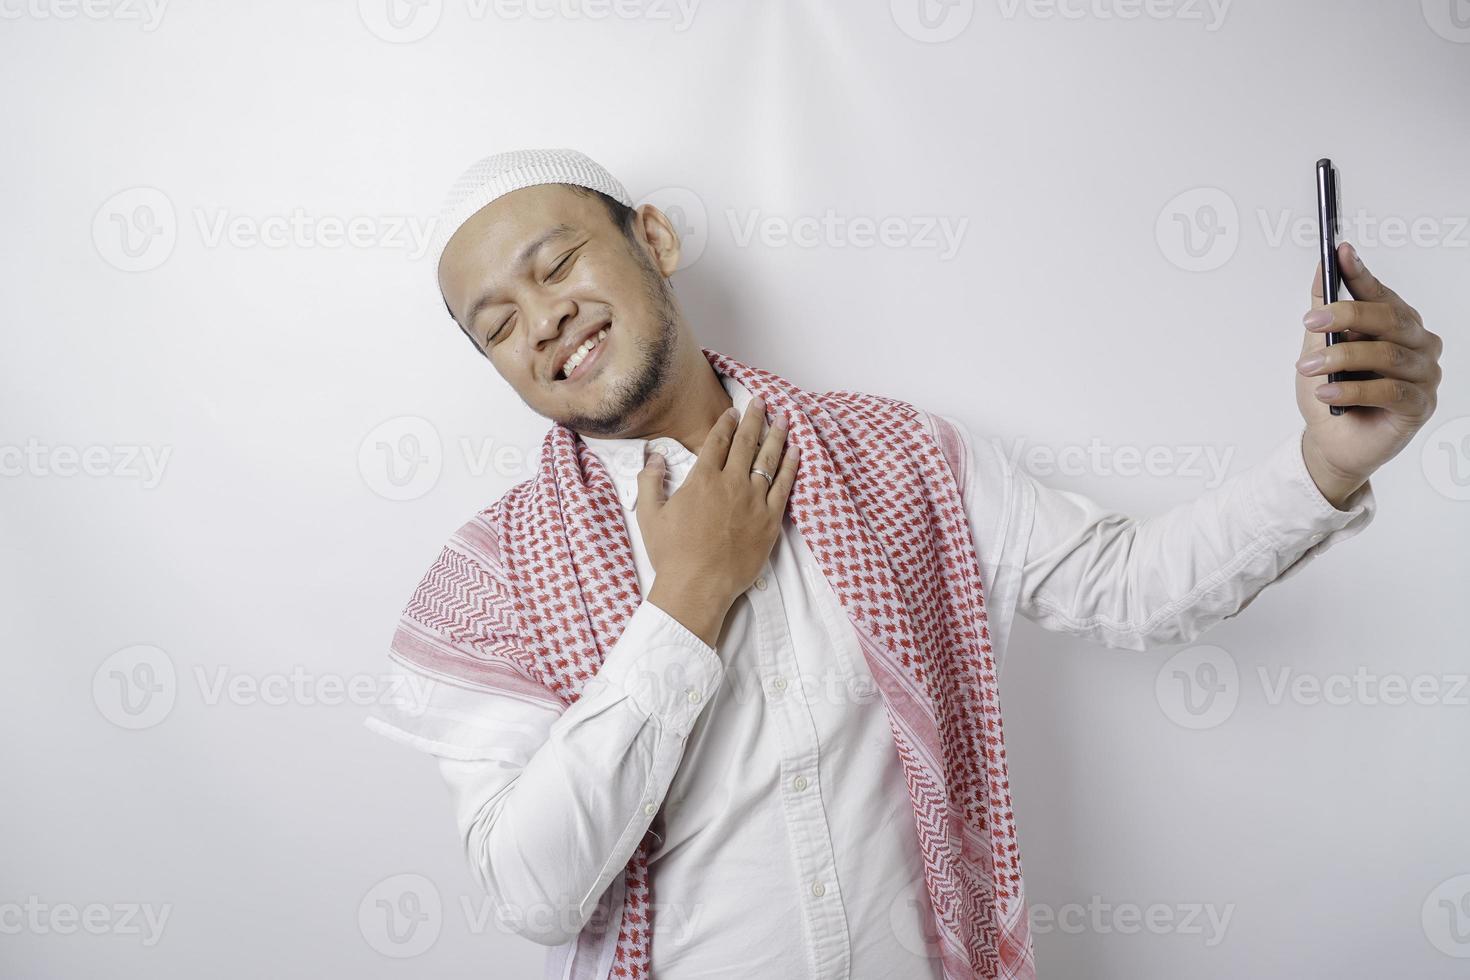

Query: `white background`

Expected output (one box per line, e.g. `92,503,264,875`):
3,1,1468,977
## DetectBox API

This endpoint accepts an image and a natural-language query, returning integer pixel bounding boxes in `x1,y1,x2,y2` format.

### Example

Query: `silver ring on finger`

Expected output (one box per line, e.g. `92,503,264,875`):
751,466,774,487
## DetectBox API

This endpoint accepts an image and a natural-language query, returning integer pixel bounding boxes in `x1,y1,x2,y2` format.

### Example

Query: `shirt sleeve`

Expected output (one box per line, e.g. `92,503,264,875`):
928,412,1377,653
365,562,724,945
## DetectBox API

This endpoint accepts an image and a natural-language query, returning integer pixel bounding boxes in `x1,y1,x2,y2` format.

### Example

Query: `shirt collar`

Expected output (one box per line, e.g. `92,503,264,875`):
579,370,753,510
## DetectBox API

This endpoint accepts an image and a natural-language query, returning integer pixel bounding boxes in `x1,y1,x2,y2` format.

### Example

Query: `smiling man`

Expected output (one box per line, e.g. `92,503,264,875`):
365,148,1440,980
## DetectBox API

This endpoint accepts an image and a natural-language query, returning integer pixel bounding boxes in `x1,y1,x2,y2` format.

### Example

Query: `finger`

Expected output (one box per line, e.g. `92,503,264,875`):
750,411,789,489
1295,339,1439,384
692,405,740,474
1297,322,1373,362
1304,299,1423,347
767,440,800,514
1338,241,1401,305
634,446,668,518
1313,375,1433,419
723,396,766,475
1310,257,1325,308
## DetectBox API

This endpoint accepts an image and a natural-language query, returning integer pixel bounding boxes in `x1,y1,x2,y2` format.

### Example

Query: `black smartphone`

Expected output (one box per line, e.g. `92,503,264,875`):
1315,158,1349,416
1314,158,1377,415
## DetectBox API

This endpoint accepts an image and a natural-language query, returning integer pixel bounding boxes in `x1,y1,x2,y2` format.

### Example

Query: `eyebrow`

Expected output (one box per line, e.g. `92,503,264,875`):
459,223,580,329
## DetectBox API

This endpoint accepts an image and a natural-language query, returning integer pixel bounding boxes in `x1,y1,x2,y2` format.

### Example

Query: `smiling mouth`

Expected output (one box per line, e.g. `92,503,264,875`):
558,324,611,382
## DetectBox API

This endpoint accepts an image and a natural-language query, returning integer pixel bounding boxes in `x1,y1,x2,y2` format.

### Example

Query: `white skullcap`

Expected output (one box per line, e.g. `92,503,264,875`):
427,147,634,280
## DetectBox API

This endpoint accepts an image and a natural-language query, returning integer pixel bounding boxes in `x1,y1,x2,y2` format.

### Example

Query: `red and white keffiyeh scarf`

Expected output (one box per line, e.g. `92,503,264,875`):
393,347,1035,979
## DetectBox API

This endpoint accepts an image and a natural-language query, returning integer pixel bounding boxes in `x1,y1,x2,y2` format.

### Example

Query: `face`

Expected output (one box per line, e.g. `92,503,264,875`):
438,183,686,437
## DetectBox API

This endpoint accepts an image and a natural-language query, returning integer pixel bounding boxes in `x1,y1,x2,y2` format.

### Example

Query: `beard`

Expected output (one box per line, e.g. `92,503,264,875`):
559,246,681,437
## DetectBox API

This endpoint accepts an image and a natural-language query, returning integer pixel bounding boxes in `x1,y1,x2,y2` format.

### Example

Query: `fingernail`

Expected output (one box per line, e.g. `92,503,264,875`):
1303,309,1333,329
725,406,739,420
1315,383,1340,399
1296,353,1325,372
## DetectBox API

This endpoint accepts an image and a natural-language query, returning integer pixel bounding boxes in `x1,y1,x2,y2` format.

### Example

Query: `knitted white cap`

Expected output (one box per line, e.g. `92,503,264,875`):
427,147,634,279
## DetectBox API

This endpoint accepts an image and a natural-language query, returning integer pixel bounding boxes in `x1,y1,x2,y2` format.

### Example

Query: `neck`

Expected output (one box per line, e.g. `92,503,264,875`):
640,344,733,455
576,341,733,454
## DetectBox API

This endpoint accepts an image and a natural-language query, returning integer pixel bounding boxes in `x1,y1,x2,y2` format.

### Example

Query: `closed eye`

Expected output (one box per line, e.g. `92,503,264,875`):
549,248,579,279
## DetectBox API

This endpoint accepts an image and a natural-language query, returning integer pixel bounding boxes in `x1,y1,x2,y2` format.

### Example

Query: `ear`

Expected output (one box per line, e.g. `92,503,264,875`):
633,203,683,277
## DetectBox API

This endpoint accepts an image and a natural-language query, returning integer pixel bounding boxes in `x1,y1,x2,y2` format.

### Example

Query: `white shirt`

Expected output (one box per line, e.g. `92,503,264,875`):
365,371,1375,980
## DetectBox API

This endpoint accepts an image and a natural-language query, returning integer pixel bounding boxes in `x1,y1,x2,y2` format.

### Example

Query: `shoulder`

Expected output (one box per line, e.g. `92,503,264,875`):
817,387,973,485
418,484,527,588
818,386,923,424
919,411,973,485
445,464,549,565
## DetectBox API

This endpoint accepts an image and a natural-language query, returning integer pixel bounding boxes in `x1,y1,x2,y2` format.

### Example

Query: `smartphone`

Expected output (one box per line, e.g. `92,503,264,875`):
1314,158,1377,415
1315,158,1349,415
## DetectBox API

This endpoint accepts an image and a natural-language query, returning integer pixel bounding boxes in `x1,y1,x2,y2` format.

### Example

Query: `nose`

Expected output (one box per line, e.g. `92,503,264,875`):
528,296,579,377
529,295,578,345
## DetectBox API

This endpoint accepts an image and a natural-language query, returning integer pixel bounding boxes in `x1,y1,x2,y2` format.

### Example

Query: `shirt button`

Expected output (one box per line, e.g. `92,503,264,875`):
811,881,825,897
772,675,787,692
793,775,808,791
686,689,701,704
644,803,656,816
754,576,768,591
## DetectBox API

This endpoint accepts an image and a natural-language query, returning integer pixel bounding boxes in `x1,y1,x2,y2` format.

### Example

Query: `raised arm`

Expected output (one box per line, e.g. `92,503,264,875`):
926,411,1376,653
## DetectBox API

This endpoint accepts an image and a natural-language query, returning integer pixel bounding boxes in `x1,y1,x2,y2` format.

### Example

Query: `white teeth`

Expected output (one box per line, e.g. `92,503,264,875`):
560,327,608,379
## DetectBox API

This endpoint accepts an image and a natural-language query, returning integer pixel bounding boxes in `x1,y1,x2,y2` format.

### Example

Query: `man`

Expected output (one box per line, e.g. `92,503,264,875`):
365,149,1441,980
